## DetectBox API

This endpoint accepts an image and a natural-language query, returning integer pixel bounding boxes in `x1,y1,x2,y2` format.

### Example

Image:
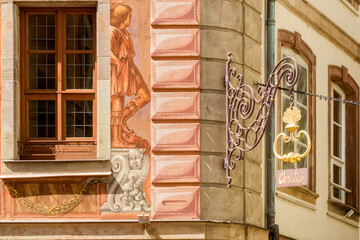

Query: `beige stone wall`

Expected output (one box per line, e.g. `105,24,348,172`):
308,0,360,41
199,0,264,226
275,1,360,239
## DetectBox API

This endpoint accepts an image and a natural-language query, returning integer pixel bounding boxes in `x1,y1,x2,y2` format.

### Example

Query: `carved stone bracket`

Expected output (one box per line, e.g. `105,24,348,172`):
100,148,151,213
224,52,299,187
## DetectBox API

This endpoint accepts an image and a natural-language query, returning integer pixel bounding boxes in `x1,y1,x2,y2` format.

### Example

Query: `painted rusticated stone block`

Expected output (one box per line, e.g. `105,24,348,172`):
151,60,200,89
152,186,200,219
151,29,200,57
151,0,200,26
151,92,200,120
152,155,200,183
0,185,3,218
152,123,200,151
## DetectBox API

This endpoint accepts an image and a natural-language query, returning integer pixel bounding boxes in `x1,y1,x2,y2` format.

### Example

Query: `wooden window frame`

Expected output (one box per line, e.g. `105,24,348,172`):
328,65,359,215
330,85,347,202
20,8,97,160
276,30,318,204
346,0,360,10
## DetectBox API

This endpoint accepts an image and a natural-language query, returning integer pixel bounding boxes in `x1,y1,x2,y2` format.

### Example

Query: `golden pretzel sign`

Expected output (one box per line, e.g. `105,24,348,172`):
273,106,311,164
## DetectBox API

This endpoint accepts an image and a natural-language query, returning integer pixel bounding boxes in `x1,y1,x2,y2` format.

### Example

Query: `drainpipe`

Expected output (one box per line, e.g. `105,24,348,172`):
265,0,279,239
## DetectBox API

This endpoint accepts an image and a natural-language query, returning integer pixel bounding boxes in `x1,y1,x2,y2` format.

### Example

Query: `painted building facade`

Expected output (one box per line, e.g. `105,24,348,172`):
0,0,358,239
275,0,360,239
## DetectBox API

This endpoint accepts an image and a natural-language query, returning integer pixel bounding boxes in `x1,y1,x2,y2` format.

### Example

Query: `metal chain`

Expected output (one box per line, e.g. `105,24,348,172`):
256,83,360,106
3,180,92,216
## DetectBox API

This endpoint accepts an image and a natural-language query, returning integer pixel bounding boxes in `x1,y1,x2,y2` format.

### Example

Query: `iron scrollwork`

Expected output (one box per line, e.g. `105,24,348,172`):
224,52,299,187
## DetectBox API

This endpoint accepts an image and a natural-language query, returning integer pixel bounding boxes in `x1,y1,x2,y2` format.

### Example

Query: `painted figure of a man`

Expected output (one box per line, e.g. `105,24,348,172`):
110,4,150,152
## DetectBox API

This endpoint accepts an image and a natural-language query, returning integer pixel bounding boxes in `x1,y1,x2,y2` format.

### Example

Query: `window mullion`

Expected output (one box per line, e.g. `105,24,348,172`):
56,10,63,140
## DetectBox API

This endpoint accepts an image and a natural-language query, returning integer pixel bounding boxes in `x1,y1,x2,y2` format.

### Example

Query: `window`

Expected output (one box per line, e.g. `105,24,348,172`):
277,30,317,200
331,86,347,202
20,8,97,160
346,0,359,10
328,65,359,211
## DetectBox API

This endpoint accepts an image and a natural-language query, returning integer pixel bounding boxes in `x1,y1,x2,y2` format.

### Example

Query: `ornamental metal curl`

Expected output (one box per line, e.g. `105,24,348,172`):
224,52,299,187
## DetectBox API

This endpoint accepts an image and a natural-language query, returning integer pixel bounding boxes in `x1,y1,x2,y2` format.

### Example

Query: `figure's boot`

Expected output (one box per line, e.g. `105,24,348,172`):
111,125,123,147
121,104,139,134
111,112,125,147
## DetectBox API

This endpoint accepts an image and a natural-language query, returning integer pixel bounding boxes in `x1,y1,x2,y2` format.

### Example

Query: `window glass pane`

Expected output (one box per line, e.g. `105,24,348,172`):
66,14,93,50
66,101,93,137
28,100,55,138
28,53,56,89
333,164,342,199
333,124,342,158
296,65,308,106
298,105,308,135
333,90,342,125
283,162,294,170
28,14,55,50
66,54,93,89
296,144,308,168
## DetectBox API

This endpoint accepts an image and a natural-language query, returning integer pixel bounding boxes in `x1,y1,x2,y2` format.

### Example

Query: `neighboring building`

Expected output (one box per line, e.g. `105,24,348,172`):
275,0,360,239
0,0,358,239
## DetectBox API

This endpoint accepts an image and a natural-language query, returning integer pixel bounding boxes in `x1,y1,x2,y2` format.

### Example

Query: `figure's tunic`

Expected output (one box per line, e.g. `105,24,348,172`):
110,25,137,97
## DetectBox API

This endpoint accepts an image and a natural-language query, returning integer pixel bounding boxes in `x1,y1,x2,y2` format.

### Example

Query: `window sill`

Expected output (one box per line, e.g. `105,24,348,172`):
18,141,97,160
1,159,111,180
328,199,360,223
327,211,359,227
276,186,319,205
276,190,316,210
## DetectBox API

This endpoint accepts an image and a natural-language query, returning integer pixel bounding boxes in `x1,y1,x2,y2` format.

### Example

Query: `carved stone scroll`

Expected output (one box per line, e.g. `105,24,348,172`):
101,148,151,213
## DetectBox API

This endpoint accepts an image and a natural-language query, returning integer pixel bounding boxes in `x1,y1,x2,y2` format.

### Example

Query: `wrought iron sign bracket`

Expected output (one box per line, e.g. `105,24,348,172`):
224,52,300,187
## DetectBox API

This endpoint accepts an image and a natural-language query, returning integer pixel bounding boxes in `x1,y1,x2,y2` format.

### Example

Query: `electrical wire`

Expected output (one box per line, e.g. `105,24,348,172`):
255,83,360,106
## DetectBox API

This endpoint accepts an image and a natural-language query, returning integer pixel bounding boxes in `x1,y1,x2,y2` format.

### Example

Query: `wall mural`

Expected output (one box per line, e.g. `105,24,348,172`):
110,2,150,153
104,0,152,214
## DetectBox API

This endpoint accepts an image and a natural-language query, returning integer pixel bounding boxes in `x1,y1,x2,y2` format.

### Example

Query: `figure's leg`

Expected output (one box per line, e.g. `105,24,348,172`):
111,95,126,147
121,67,150,133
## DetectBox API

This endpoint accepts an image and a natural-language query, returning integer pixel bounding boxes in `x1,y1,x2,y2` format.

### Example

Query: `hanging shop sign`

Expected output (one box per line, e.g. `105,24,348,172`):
273,97,311,187
224,52,305,187
276,168,308,187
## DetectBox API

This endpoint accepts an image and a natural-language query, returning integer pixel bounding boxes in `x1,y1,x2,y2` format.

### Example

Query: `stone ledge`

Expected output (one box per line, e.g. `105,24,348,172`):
5,1,99,7
276,188,317,209
1,159,111,177
0,171,111,179
0,221,270,239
